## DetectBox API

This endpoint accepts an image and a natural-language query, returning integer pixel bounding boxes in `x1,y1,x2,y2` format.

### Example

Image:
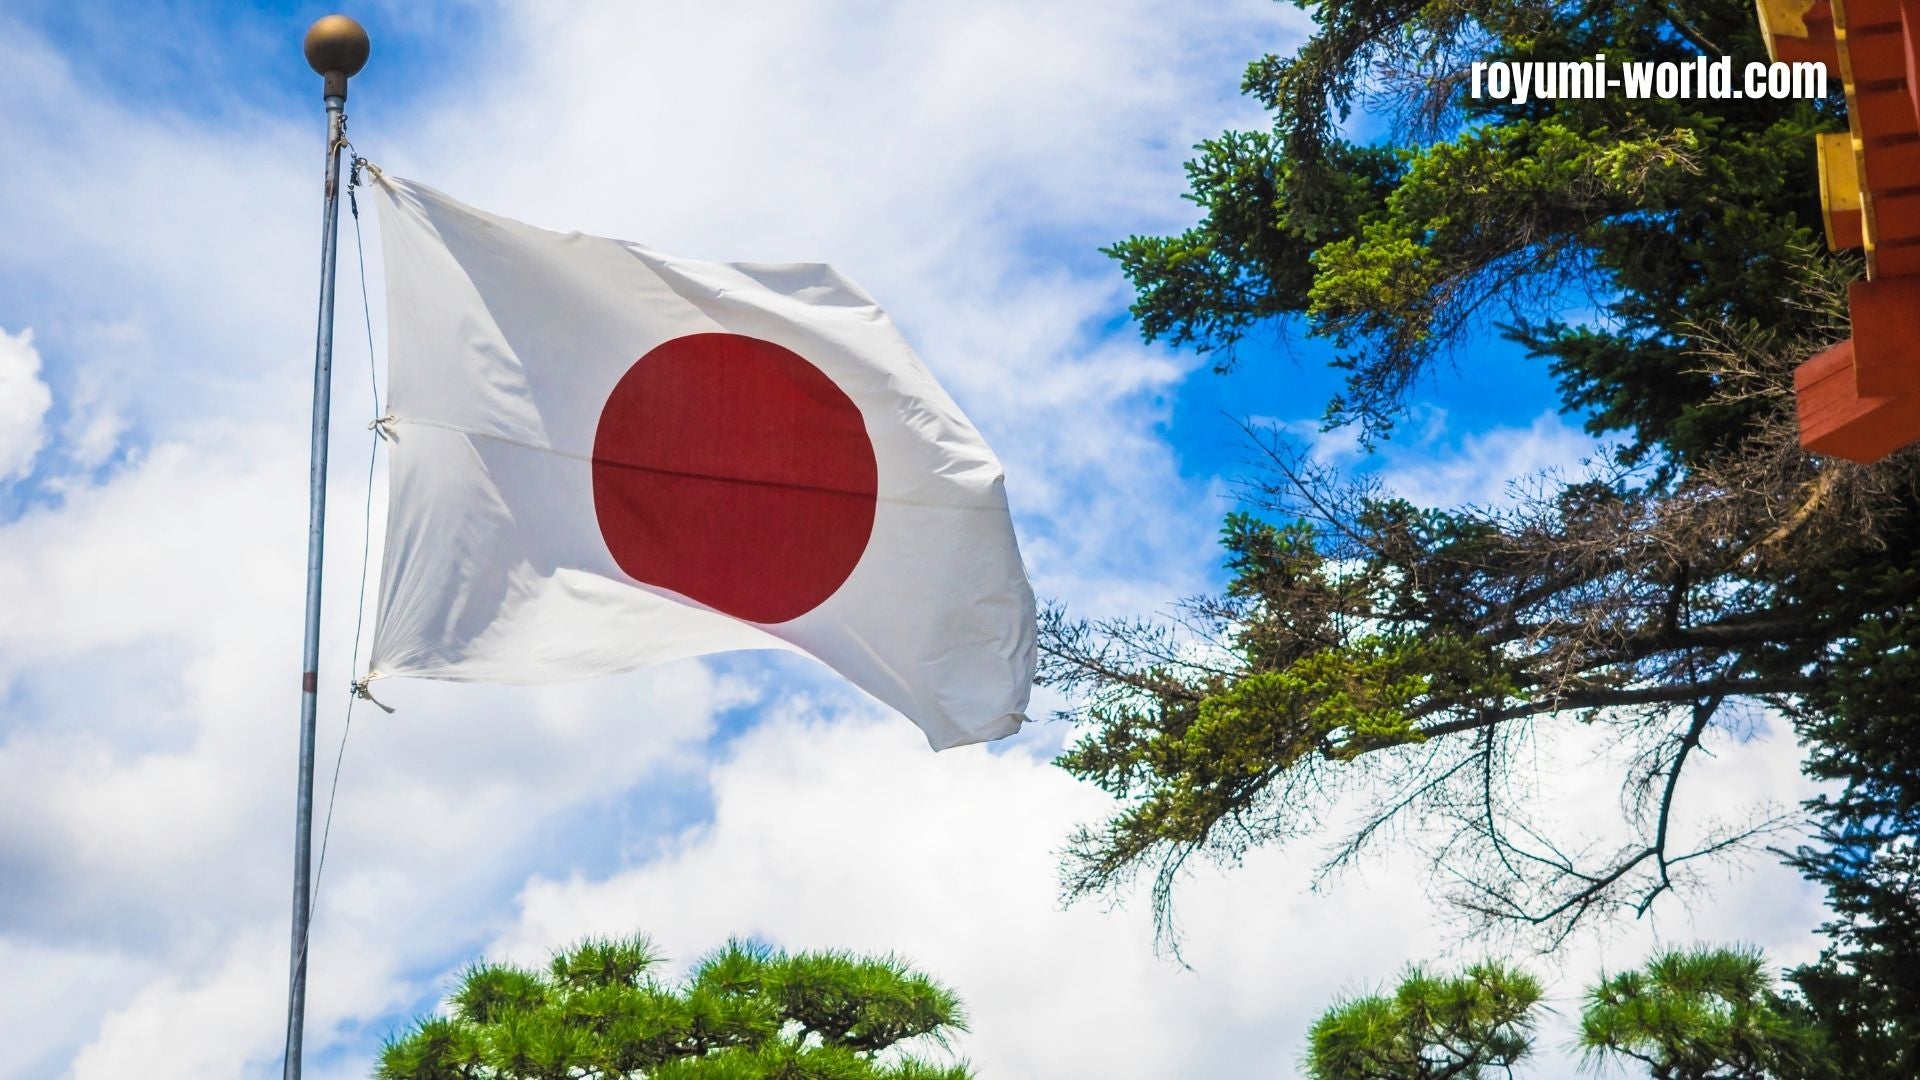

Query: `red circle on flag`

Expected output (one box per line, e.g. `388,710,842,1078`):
591,332,879,624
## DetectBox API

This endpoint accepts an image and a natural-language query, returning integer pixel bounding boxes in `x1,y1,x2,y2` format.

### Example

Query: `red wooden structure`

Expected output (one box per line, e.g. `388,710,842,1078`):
1760,0,1920,461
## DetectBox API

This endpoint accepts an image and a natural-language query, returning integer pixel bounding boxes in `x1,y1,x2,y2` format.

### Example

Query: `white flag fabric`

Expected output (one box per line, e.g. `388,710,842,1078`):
363,174,1035,750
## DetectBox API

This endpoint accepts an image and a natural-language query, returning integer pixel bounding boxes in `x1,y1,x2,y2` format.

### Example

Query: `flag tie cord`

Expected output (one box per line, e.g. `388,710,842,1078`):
353,676,397,714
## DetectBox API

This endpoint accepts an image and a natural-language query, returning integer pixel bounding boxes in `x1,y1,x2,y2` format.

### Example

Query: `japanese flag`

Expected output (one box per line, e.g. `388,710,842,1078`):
363,175,1035,750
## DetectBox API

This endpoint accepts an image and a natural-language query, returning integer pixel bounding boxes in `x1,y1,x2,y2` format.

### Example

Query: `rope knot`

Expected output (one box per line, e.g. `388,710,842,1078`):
352,675,397,714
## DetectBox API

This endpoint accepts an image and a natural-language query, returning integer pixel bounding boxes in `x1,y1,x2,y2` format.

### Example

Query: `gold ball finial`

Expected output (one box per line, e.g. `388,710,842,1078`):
304,14,370,90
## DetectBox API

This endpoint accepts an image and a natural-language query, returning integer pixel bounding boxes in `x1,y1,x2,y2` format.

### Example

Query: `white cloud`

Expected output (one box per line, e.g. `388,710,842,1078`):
1382,410,1605,509
1287,408,1605,510
67,930,293,1080
0,31,317,464
58,354,132,474
0,939,148,1079
0,327,52,483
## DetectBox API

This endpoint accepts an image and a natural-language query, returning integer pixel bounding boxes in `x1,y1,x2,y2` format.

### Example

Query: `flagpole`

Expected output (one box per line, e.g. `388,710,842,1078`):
284,15,369,1080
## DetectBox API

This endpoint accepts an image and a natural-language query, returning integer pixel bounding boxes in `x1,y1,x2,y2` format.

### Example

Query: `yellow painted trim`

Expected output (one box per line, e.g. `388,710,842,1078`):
1830,0,1881,275
1818,131,1864,249
1756,0,1818,59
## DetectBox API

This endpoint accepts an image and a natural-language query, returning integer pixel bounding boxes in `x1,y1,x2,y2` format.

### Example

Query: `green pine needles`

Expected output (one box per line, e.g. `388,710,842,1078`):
1579,946,1831,1079
1307,961,1543,1079
1307,947,1830,1079
376,933,970,1080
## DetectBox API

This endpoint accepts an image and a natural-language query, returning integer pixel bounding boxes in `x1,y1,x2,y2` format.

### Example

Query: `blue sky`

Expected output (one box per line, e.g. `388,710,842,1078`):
0,4,1825,1078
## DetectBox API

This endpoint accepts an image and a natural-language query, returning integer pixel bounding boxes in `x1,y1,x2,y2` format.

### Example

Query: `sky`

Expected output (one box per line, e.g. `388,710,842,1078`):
0,2,1831,1078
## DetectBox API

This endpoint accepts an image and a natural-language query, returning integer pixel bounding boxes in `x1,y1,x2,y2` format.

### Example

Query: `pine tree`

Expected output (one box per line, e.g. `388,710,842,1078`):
1307,962,1541,1079
1306,948,1831,1079
1579,947,1830,1079
376,934,970,1080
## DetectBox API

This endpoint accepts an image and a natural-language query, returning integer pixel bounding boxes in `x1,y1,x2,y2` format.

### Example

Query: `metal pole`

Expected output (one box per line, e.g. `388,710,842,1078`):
285,17,368,1080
